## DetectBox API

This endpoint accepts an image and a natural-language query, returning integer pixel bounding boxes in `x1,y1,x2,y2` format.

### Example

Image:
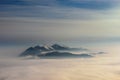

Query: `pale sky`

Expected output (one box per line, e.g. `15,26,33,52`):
0,0,120,44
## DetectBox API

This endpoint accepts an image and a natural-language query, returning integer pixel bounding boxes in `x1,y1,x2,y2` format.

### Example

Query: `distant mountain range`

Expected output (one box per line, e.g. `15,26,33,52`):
19,44,95,58
39,51,93,58
20,44,69,56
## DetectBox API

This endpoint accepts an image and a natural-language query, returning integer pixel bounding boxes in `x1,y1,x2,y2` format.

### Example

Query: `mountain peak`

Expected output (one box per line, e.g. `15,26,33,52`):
51,44,69,50
19,43,90,58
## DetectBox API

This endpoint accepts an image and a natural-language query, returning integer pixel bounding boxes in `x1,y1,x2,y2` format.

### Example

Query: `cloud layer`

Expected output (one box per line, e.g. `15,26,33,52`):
0,0,120,18
0,0,120,44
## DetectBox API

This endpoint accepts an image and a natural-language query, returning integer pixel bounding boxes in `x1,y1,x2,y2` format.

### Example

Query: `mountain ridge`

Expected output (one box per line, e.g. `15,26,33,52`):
19,44,93,58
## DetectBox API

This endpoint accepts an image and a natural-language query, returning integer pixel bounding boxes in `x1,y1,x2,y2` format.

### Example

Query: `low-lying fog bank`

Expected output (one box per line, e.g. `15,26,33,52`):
0,43,120,80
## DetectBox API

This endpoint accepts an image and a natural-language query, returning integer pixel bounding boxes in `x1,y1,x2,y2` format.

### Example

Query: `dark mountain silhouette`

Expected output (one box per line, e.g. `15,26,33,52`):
34,45,54,51
19,47,40,56
19,44,92,58
39,51,93,58
51,44,69,50
41,51,73,56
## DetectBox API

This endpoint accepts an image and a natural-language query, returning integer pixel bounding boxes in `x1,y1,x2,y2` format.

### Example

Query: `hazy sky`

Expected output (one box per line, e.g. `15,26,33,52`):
0,0,120,44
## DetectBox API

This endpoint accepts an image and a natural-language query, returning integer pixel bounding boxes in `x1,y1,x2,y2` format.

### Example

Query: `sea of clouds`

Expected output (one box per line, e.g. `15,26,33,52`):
0,44,120,80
